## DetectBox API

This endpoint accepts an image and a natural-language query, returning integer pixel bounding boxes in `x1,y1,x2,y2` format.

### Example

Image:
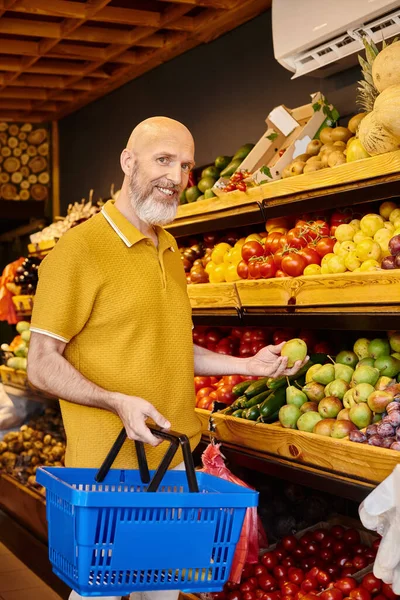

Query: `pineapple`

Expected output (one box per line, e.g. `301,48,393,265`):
357,37,380,112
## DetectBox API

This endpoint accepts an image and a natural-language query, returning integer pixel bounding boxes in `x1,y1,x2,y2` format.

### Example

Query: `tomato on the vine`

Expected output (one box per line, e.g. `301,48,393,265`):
237,260,249,279
331,211,352,227
194,376,212,392
281,252,307,277
260,256,277,279
248,259,262,279
242,241,264,262
314,220,330,237
264,232,284,255
286,228,307,250
299,246,321,266
315,237,336,258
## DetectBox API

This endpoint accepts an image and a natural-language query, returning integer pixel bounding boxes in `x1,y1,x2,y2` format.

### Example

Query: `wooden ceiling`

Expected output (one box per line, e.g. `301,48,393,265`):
0,0,271,123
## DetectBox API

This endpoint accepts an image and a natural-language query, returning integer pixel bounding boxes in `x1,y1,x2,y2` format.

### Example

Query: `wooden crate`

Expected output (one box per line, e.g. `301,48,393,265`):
236,270,400,309
195,408,212,432
28,238,56,258
187,282,240,311
0,365,28,388
0,474,47,542
11,294,34,317
208,412,400,484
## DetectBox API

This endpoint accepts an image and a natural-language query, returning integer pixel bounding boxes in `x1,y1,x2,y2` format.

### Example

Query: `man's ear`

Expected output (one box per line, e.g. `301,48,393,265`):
120,148,135,176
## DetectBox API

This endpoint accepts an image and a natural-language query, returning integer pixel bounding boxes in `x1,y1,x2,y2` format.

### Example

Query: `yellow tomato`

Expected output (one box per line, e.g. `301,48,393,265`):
245,234,263,243
223,250,233,264
266,217,290,233
225,263,241,282
269,227,288,235
230,247,242,265
360,259,380,272
235,238,246,248
205,261,216,275
303,264,321,276
327,255,347,274
211,242,231,264
209,264,226,283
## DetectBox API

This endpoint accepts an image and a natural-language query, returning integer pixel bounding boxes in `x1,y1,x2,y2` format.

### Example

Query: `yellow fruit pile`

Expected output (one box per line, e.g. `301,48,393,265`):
319,202,399,275
206,240,244,283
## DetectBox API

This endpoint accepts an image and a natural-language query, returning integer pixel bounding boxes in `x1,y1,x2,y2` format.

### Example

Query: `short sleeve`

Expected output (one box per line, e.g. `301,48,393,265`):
30,232,100,343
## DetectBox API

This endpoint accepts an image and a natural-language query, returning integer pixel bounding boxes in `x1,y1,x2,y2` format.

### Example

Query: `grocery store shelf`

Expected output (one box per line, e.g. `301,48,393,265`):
195,409,393,501
168,151,400,236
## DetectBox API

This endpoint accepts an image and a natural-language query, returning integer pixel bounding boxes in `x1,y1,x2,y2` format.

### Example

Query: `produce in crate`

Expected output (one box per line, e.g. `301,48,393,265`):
13,256,41,296
211,524,382,600
1,321,31,372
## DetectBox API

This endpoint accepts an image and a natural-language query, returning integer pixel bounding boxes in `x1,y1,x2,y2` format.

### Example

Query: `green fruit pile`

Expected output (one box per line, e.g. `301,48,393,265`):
279,333,400,437
180,143,254,205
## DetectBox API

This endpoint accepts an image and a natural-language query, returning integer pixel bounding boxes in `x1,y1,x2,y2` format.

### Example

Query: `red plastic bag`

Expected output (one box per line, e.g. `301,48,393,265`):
199,443,267,583
0,258,24,325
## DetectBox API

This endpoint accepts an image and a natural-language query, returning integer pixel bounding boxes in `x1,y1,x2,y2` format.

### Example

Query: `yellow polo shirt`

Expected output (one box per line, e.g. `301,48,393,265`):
30,200,201,470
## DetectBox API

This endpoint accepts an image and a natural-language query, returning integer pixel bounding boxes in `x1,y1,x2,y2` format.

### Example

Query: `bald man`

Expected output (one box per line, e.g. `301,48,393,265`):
28,117,306,600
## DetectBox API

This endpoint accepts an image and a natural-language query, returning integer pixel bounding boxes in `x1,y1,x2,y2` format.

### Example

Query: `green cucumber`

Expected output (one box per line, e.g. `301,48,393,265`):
219,405,235,415
231,409,244,418
267,362,312,391
232,380,253,397
257,409,280,424
244,405,261,421
259,387,286,419
220,158,242,178
244,390,272,408
244,378,269,399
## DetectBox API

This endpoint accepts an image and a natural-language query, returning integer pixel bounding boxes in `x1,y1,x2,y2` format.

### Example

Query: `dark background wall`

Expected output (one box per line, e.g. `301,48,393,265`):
59,9,360,212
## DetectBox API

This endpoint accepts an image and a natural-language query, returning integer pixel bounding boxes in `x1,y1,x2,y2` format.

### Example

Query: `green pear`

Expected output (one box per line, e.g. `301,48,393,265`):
353,383,375,403
305,364,322,383
343,388,357,409
353,337,371,360
334,363,354,384
337,408,351,420
389,332,400,353
279,405,301,429
368,338,391,359
351,365,380,387
324,379,350,400
374,355,400,378
297,411,322,433
312,364,335,385
300,401,318,413
302,382,326,402
336,350,358,369
349,403,373,428
391,353,400,360
286,386,308,409
318,396,343,418
357,357,375,368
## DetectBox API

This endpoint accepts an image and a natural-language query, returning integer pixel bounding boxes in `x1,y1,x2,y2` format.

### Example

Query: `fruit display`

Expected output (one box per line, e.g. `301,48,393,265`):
0,406,65,494
278,333,400,439
213,525,381,600
1,321,31,372
180,144,254,204
13,256,41,296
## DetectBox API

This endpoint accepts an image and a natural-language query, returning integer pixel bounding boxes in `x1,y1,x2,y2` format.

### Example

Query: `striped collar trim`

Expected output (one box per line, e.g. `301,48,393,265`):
101,200,146,247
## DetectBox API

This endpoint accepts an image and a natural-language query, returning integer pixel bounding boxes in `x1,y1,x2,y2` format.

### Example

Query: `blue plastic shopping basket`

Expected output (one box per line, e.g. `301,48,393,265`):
37,425,258,597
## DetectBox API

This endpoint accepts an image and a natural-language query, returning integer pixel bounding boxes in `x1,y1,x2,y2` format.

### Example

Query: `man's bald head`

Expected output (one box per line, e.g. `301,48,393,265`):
119,116,195,227
127,116,194,154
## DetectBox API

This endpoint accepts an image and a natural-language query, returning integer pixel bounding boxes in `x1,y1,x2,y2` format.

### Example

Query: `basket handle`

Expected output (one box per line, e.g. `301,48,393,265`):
95,425,199,493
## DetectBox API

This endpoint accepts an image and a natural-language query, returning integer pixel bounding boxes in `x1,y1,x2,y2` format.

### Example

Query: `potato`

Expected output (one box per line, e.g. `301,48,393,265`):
331,127,352,143
328,150,346,167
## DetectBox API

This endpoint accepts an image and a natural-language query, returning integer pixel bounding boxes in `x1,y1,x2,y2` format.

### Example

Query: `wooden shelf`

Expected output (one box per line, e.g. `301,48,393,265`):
168,151,400,237
0,474,46,542
195,410,398,497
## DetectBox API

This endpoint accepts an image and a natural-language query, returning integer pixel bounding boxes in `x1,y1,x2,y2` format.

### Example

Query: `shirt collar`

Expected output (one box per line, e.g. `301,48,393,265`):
101,199,174,253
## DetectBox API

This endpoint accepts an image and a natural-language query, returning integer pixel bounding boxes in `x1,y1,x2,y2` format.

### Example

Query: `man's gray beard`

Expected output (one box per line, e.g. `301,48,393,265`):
128,167,179,227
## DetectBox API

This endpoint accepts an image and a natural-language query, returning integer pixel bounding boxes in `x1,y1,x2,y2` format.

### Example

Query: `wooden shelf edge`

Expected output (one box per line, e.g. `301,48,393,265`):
0,474,47,542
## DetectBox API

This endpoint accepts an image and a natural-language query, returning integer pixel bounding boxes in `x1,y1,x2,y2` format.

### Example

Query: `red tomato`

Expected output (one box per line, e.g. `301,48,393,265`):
260,256,277,279
352,556,367,570
286,228,307,250
275,269,288,278
314,220,330,237
320,549,333,563
307,567,320,579
242,241,264,262
349,589,371,600
229,592,242,600
330,225,338,237
335,578,358,595
312,529,328,543
279,235,288,249
265,232,284,255
337,556,351,568
196,386,214,399
321,535,335,549
273,566,288,580
361,574,381,595
194,376,212,392
341,568,358,578
333,542,345,556
282,536,298,552
316,237,336,257
237,260,249,279
206,329,223,344
343,529,361,546
305,542,319,555
255,591,265,600
293,547,306,560
242,593,256,600
258,575,278,592
212,592,227,600
289,568,305,585
241,583,255,594
274,547,287,562
225,582,240,591
301,578,319,593
273,248,285,269
281,583,300,596
331,211,352,227
317,571,331,587
300,246,321,266
282,557,296,569
281,253,306,277
320,589,344,600
239,342,253,357
254,565,268,578
216,385,235,404
262,593,281,600
261,553,278,571
196,396,212,410
248,259,262,279
382,584,398,600
327,566,340,579
231,327,243,339
300,533,314,547
195,332,207,346
251,341,265,355
375,596,388,600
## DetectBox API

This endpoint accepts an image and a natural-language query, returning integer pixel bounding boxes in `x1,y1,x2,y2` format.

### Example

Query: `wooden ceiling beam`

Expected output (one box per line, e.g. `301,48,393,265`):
157,0,240,8
8,73,66,88
0,98,32,110
0,110,49,122
0,39,38,56
6,0,87,20
65,25,134,46
0,56,22,71
47,43,106,61
0,17,62,38
0,87,47,99
25,61,110,78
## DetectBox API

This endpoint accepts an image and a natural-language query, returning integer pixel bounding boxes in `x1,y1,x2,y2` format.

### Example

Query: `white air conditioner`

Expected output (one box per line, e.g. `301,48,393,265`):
272,0,400,78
